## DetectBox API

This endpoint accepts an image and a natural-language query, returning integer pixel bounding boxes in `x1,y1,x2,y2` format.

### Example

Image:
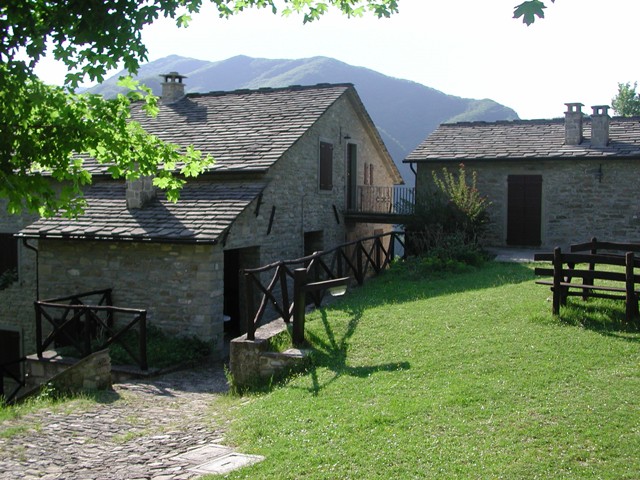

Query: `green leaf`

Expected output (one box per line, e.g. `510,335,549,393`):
513,0,549,26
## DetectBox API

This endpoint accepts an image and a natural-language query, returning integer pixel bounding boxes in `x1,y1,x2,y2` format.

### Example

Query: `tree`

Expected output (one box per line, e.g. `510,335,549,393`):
2,0,546,217
1,0,400,217
612,82,640,117
513,0,555,26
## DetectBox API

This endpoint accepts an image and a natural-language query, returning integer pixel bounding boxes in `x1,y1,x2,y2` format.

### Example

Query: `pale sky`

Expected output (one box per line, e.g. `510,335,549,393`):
35,0,640,120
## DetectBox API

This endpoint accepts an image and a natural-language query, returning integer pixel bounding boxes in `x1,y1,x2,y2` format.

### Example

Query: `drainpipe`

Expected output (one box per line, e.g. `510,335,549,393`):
21,238,39,300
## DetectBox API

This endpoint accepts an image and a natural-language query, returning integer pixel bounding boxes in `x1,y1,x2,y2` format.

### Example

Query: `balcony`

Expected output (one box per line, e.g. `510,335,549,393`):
344,185,415,224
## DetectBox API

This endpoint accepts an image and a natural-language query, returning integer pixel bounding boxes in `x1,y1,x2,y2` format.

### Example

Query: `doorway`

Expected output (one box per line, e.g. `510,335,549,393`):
507,175,542,246
224,247,260,336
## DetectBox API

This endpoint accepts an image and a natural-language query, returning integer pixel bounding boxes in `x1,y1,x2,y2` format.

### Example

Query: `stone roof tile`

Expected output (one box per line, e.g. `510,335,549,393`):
19,181,265,243
80,84,352,175
405,117,640,162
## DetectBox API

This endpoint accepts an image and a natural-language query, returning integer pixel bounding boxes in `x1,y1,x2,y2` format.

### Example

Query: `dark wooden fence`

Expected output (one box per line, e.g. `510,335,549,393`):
34,289,148,370
356,186,415,214
242,231,405,340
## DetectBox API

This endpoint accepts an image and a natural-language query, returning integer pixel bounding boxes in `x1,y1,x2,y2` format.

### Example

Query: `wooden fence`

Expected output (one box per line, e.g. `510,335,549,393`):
34,289,148,370
242,231,405,340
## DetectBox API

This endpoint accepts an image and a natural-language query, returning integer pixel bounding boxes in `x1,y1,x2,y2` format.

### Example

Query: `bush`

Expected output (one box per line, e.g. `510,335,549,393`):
404,163,490,266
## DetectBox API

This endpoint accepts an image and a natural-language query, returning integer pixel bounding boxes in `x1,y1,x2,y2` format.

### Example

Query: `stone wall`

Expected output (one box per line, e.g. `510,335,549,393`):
37,240,224,353
24,349,111,394
416,158,640,248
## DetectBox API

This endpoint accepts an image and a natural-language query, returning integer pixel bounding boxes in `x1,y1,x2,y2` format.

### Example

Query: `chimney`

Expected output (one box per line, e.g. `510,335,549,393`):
159,72,187,104
126,175,156,209
564,103,584,145
591,105,610,147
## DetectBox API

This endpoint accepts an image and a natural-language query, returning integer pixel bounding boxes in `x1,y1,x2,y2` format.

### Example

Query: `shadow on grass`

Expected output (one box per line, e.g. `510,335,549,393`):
303,309,410,396
559,298,640,342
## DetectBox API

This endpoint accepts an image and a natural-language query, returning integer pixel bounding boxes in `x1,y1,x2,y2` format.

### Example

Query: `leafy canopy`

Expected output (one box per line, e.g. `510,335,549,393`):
0,0,399,217
612,82,640,117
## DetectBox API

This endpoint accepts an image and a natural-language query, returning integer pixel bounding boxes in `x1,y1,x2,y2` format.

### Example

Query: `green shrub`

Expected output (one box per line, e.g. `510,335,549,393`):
404,163,490,265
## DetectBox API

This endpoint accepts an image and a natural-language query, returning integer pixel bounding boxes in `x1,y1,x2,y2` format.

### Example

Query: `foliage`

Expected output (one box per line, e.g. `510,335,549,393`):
612,82,640,117
513,0,555,25
216,262,640,479
55,324,210,369
108,325,211,369
1,0,400,216
0,268,17,290
404,163,490,262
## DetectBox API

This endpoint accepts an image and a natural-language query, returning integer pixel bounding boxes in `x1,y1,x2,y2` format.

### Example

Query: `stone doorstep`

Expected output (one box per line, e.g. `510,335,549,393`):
172,443,265,475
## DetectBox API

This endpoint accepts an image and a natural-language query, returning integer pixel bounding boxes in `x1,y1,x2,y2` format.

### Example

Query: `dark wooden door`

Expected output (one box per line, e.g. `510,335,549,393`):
507,175,542,246
0,330,21,379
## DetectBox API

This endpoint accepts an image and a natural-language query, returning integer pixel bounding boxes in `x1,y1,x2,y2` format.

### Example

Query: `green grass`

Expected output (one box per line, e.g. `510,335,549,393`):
211,261,640,479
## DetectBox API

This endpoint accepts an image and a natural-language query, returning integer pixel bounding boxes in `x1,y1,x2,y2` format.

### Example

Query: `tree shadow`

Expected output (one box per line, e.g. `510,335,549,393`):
301,308,410,396
559,298,640,343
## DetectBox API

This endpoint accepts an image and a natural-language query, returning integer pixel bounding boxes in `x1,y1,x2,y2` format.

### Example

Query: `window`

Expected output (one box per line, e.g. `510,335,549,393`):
319,141,333,191
0,233,18,276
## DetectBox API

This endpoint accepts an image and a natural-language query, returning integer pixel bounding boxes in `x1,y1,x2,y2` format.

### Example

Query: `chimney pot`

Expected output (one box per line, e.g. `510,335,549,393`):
564,102,584,145
160,72,187,104
590,105,610,147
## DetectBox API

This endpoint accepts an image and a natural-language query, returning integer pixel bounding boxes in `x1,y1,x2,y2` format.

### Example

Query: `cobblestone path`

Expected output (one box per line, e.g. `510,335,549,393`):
0,361,230,480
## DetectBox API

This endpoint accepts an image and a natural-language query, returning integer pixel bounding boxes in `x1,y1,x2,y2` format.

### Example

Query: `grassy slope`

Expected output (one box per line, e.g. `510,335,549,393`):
218,262,640,479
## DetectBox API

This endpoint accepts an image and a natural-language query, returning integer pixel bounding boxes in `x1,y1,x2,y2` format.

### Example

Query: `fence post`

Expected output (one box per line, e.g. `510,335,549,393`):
356,241,364,285
82,307,92,357
139,311,148,371
244,272,256,341
292,268,307,347
625,252,636,324
552,247,562,316
35,302,43,359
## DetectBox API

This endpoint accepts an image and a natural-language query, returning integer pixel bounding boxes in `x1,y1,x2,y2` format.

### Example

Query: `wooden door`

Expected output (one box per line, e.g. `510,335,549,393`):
507,175,542,246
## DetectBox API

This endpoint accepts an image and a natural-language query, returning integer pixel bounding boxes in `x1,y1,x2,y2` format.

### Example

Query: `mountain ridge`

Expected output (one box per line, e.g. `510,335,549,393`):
88,55,519,183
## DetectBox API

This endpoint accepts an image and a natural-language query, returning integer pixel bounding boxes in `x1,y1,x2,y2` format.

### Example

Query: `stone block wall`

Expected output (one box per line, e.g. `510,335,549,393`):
25,349,111,394
37,240,224,353
417,158,640,248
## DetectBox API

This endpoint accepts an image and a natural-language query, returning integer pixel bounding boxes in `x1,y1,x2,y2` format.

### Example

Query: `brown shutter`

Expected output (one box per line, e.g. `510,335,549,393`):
319,141,333,190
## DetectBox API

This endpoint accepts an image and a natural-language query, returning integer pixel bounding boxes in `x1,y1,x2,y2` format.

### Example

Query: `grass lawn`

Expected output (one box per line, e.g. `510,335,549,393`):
213,261,640,479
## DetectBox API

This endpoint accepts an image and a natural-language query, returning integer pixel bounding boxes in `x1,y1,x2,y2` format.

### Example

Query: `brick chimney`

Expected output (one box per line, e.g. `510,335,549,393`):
160,72,187,104
591,105,610,147
564,103,584,145
126,175,156,209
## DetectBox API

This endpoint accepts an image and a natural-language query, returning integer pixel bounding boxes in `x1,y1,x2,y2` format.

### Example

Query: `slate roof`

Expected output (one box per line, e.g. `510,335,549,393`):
18,181,265,243
405,117,640,163
81,83,353,175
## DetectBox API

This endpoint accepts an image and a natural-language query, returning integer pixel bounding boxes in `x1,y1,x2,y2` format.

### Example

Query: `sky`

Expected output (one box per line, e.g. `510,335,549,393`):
35,0,640,120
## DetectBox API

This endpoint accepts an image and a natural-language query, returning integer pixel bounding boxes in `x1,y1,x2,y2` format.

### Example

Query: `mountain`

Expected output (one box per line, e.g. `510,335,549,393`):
87,55,519,183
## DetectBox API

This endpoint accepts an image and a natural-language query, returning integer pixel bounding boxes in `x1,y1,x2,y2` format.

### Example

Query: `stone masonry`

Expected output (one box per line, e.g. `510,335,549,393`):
417,158,640,248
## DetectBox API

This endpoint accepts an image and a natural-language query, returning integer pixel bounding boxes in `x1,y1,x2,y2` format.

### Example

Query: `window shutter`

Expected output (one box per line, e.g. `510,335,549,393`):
319,141,333,190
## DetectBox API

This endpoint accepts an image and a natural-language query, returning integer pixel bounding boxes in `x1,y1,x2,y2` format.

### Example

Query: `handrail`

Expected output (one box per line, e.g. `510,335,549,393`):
242,231,405,340
352,186,415,214
34,289,148,370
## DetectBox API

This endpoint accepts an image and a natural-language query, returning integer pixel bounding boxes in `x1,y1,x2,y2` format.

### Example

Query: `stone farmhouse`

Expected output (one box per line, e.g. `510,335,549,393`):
405,103,640,249
0,76,402,361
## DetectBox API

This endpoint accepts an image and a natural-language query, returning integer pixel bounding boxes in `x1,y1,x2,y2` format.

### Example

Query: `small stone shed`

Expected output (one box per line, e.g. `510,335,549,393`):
405,103,640,248
1,77,402,359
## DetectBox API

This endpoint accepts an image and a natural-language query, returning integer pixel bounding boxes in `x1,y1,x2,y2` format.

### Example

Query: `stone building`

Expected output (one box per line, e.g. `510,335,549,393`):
405,103,640,249
0,77,402,360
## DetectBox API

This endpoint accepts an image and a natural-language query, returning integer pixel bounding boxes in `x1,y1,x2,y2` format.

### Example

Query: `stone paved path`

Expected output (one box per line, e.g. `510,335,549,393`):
0,361,231,480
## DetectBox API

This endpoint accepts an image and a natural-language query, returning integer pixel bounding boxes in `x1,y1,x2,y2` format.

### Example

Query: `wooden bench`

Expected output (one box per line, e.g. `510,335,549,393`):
534,241,640,323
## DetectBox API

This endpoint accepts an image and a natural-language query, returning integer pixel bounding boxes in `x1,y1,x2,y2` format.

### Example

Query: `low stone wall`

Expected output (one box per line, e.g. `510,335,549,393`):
24,349,112,395
229,318,310,389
